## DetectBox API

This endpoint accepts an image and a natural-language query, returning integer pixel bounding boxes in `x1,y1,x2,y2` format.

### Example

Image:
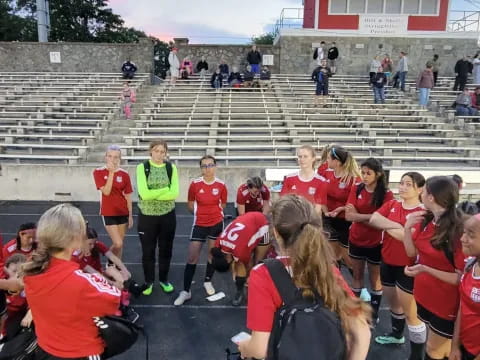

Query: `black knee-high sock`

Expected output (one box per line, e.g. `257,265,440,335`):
408,323,427,360
391,311,406,339
204,261,215,282
235,277,246,292
183,264,196,292
370,290,383,320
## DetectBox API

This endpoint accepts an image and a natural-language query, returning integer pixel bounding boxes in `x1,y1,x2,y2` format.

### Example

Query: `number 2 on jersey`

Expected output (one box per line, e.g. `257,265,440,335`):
221,222,245,242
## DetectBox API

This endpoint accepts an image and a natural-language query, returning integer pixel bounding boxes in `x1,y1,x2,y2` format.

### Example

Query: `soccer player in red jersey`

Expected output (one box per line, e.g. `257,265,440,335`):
450,214,480,360
93,144,133,259
237,195,371,359
280,145,326,214
322,146,361,269
23,204,120,359
236,176,270,215
345,158,394,322
175,155,228,306
2,223,36,260
402,177,466,360
370,172,427,360
211,211,270,305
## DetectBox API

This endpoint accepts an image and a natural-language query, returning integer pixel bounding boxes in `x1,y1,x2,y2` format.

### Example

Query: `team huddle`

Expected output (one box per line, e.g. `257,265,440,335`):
0,140,479,360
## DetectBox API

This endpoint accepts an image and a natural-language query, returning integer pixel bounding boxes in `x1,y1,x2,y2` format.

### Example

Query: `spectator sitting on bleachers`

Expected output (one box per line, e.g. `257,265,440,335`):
121,59,137,79
370,65,387,104
180,56,193,79
454,89,479,116
259,66,272,88
196,56,208,80
243,65,255,87
210,67,223,90
228,66,243,87
219,58,229,78
470,86,480,113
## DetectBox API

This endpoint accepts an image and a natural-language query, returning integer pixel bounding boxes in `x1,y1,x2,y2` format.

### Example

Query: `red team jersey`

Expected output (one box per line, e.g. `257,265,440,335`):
376,200,423,266
215,212,269,265
317,162,329,178
280,172,326,205
188,178,228,227
93,167,133,216
24,258,120,358
323,170,361,218
236,183,270,213
72,241,110,273
412,222,466,320
459,261,480,356
2,239,34,261
347,186,394,247
247,257,354,332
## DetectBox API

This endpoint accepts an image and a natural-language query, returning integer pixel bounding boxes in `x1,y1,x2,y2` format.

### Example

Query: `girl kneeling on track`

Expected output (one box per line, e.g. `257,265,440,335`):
238,195,371,360
402,176,466,360
450,214,480,360
211,211,270,306
175,155,228,306
345,158,394,322
369,172,426,360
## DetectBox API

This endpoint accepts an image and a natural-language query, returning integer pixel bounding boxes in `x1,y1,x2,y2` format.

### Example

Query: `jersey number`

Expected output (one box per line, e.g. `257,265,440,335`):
221,222,246,242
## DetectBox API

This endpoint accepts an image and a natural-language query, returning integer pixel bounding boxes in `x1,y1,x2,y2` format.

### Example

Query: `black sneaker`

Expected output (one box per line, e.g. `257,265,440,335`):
123,306,140,323
232,290,244,306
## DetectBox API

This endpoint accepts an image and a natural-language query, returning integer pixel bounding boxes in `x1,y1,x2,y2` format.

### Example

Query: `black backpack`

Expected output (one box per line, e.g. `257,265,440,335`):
0,326,37,360
139,160,173,200
264,259,346,360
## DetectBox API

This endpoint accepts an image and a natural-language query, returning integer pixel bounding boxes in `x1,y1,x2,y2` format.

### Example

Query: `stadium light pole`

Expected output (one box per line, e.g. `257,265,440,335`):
36,0,50,42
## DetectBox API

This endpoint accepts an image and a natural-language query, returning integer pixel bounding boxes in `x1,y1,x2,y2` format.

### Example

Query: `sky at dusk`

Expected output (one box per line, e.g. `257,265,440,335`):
108,0,480,44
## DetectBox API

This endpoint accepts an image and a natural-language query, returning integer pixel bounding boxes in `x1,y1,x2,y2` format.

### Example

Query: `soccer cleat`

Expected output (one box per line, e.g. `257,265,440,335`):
141,283,153,296
375,334,405,345
232,291,245,306
174,290,192,306
159,281,174,293
360,288,371,302
203,281,216,296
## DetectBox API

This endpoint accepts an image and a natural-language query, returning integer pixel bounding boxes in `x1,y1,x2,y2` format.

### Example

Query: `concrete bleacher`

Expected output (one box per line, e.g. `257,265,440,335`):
0,72,149,164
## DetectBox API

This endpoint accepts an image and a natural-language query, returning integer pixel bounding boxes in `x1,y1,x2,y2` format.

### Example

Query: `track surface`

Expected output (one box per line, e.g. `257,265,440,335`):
0,201,409,360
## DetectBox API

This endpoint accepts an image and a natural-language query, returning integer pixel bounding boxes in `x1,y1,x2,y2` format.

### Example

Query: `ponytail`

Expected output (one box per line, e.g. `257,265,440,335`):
22,245,53,276
340,153,360,185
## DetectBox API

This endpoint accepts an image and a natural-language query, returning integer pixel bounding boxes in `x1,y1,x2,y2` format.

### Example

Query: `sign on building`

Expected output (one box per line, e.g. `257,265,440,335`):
49,52,62,63
359,15,408,35
263,54,274,66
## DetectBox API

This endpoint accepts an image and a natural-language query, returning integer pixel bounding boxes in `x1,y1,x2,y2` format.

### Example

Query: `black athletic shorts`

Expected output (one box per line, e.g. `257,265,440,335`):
102,215,128,226
349,243,382,265
380,262,414,294
0,290,6,316
190,221,224,242
461,345,476,360
34,346,102,360
324,217,351,248
417,302,455,339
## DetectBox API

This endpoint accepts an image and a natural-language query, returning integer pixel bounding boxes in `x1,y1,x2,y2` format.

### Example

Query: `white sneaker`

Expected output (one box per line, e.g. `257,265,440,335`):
203,281,216,296
174,290,191,306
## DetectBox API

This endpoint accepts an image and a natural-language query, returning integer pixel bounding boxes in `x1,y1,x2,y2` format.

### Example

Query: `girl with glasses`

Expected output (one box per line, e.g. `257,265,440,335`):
175,155,228,306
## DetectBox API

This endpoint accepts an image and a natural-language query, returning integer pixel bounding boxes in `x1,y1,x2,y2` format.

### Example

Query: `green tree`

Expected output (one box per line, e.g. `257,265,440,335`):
153,39,171,78
0,0,36,41
251,32,275,45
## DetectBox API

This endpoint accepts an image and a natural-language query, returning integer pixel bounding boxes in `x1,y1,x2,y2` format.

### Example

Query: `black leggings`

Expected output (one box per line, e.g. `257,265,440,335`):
138,209,177,284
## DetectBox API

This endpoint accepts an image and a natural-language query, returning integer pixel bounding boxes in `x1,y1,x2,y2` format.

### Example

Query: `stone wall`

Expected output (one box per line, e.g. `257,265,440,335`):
175,43,281,74
0,39,154,73
277,34,479,76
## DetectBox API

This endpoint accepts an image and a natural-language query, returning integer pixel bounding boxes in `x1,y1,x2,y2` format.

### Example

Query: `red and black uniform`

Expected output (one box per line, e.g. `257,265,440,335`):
412,221,466,338
236,183,270,213
376,199,423,293
247,256,353,332
347,185,394,264
322,170,361,247
458,259,480,359
215,212,269,265
280,172,326,206
72,241,110,273
188,177,228,242
93,167,133,226
24,258,120,359
2,238,34,261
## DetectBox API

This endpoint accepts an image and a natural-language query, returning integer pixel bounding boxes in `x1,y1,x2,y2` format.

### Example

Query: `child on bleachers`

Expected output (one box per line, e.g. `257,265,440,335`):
312,59,332,107
228,66,243,87
1,254,31,341
210,67,223,90
119,82,135,120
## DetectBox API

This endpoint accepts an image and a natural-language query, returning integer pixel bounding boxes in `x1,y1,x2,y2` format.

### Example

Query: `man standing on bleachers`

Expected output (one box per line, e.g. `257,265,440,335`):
454,55,471,91
247,45,262,75
122,59,137,79
327,42,339,74
393,52,408,92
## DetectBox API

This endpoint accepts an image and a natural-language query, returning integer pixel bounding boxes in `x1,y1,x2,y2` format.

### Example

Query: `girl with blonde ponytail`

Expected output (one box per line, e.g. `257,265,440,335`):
23,204,121,359
238,195,371,360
